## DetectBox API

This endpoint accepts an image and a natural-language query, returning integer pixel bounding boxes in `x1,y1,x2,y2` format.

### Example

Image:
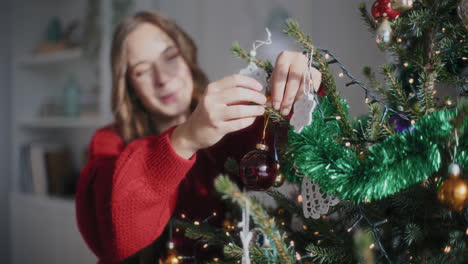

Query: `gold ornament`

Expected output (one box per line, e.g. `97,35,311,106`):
160,248,180,264
437,163,468,212
273,171,286,187
391,0,414,12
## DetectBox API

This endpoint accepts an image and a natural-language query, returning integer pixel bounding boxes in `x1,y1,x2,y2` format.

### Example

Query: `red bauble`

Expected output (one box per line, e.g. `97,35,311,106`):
371,0,400,19
239,144,278,190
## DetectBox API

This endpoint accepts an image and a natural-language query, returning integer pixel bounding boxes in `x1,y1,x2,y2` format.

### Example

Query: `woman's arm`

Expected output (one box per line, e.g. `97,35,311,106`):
75,126,195,263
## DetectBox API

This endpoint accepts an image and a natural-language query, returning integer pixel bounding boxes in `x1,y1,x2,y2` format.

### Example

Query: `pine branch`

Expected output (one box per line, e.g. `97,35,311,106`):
172,219,229,245
362,66,389,100
223,244,271,264
305,244,353,264
403,223,424,246
231,41,274,77
381,64,421,118
215,175,296,264
357,2,377,32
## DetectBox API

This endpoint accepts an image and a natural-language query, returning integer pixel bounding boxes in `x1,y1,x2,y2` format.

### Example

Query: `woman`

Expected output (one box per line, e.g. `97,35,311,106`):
76,10,321,264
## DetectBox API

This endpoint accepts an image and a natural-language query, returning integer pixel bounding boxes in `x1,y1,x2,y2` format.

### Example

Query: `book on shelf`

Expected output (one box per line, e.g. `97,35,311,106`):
20,142,76,197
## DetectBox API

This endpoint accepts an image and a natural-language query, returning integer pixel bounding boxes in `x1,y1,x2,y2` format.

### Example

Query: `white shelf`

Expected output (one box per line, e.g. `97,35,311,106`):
18,116,105,128
19,48,83,66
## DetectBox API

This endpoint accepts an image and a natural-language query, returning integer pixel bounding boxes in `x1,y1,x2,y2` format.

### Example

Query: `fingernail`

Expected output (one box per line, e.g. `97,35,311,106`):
273,102,280,110
281,108,289,116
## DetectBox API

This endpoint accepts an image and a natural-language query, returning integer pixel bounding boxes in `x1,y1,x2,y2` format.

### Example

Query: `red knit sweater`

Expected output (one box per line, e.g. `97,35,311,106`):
75,122,263,263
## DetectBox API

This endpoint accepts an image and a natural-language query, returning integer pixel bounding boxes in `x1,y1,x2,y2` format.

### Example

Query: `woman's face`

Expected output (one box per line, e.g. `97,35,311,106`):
126,23,194,119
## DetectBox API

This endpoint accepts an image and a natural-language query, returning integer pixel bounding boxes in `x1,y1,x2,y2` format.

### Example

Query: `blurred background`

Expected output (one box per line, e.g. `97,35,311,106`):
0,0,397,263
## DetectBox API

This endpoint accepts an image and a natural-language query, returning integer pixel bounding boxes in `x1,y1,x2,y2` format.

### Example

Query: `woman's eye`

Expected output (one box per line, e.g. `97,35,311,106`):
165,52,180,61
135,65,151,77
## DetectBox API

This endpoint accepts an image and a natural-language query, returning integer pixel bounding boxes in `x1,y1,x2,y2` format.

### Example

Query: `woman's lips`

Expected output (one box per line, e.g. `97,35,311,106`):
159,91,179,103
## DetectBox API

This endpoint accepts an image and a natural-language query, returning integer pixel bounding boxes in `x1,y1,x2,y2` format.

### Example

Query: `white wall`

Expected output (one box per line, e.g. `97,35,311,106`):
0,0,11,262
155,0,386,116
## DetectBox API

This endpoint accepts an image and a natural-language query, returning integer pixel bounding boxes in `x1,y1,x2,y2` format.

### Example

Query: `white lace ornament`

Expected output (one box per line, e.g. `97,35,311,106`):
301,177,340,219
238,28,272,95
290,93,316,133
239,62,268,94
290,50,317,133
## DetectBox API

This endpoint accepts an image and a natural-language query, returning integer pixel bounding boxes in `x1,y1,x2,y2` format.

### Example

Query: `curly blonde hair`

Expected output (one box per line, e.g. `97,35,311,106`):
111,10,208,143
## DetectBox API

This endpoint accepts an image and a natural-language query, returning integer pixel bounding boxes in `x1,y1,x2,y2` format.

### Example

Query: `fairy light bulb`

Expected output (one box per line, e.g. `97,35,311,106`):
408,78,414,84
181,214,186,219
314,231,319,236
403,62,409,67
338,72,344,77
447,100,453,106
463,57,467,60
324,53,330,59
297,195,303,203
370,243,375,249
442,27,446,32
295,252,302,261
194,221,200,226
444,246,451,253
397,38,403,43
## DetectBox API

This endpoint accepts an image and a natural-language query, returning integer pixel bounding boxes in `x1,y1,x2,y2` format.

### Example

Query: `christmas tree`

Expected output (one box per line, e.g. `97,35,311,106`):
172,1,468,263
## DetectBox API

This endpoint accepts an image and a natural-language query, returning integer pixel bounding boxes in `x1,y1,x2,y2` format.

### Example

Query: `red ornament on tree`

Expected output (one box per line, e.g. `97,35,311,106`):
239,143,278,190
371,0,401,19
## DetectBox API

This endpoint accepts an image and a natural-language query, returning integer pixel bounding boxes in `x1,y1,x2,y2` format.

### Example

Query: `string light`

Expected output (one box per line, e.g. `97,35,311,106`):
324,53,330,59
442,27,446,32
369,243,375,249
345,142,351,147
203,244,208,249
446,100,453,106
297,195,303,203
281,222,286,226
295,252,302,261
432,90,437,95
465,228,468,235
181,214,186,219
435,50,440,55
213,212,217,216
403,62,409,67
397,38,403,43
444,246,451,253
338,72,344,77
408,78,414,84
303,225,308,230
213,258,219,262
194,221,200,226
314,231,319,236
226,232,230,236
175,228,180,232
463,57,467,60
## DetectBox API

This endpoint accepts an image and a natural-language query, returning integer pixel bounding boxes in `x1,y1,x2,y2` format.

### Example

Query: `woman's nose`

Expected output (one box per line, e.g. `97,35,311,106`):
152,63,172,87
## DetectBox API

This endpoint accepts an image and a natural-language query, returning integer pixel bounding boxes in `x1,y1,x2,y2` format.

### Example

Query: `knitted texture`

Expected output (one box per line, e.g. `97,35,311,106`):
75,123,264,263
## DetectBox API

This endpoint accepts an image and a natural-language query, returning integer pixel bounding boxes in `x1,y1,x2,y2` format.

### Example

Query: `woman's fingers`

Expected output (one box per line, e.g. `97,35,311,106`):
221,87,267,106
224,117,257,132
280,64,304,116
270,53,291,110
216,74,263,92
223,105,265,120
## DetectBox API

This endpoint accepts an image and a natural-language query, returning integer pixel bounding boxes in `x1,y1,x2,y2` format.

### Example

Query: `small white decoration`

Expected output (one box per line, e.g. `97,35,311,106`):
238,198,253,264
239,62,269,94
290,50,318,133
290,93,316,133
238,28,272,95
301,177,340,219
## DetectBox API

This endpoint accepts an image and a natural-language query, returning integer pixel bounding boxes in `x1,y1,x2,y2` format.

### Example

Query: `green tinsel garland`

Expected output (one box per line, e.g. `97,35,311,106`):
283,96,468,203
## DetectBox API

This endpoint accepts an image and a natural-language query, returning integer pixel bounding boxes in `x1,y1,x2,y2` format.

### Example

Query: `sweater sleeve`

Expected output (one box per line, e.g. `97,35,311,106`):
75,126,196,263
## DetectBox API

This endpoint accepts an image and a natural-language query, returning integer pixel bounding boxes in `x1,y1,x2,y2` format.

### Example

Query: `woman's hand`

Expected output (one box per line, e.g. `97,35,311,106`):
270,51,322,116
171,74,266,158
